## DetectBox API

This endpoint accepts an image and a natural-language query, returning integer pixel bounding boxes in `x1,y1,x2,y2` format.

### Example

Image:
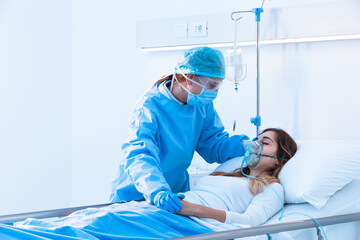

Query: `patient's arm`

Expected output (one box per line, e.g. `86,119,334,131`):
175,200,226,223
176,183,283,226
225,183,284,226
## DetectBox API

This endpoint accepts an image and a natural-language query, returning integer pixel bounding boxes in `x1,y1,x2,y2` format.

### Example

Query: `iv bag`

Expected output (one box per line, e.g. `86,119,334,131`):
225,48,247,83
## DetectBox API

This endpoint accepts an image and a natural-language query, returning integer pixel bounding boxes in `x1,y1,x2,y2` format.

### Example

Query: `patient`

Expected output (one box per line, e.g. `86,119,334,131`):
176,128,297,227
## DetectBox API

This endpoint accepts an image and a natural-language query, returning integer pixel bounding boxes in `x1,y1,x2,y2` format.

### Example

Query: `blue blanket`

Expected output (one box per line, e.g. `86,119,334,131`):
0,202,213,240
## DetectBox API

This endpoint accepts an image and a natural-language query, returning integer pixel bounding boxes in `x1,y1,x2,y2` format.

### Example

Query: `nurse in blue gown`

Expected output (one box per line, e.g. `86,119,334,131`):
109,46,249,213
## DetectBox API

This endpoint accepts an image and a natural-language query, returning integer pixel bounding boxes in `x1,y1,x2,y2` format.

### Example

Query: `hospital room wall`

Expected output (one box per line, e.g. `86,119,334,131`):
0,0,358,215
217,39,360,140
71,0,359,207
0,0,72,214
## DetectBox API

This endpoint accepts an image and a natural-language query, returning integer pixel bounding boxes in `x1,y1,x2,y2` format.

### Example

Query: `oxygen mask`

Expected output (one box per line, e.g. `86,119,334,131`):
243,140,263,169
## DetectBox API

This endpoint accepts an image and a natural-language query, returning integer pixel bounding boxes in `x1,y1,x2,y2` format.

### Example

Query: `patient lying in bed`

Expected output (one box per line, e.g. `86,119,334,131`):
176,128,297,228
0,128,297,240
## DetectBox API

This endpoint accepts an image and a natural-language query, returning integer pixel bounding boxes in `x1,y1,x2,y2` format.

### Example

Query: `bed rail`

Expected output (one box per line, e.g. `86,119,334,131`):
1,206,359,240
169,212,360,240
0,202,117,224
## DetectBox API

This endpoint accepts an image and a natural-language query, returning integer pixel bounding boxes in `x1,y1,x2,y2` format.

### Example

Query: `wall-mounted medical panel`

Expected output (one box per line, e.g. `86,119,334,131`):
137,1,360,49
137,12,253,48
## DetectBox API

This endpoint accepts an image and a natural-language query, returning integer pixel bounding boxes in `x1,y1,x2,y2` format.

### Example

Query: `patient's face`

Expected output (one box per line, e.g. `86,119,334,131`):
257,131,279,170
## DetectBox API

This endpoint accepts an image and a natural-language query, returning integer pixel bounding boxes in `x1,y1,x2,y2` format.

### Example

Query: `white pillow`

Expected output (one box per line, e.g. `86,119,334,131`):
214,156,244,173
279,140,360,209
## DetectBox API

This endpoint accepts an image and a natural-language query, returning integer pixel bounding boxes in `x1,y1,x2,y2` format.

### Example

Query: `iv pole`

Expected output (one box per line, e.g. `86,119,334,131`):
251,8,263,136
231,4,264,136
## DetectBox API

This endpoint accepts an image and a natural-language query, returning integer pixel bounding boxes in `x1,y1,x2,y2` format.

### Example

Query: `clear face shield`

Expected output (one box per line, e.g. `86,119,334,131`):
175,67,224,91
196,76,223,91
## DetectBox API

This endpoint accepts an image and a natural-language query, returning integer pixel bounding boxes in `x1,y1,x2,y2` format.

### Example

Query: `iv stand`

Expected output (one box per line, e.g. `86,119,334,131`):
251,8,263,136
231,7,263,136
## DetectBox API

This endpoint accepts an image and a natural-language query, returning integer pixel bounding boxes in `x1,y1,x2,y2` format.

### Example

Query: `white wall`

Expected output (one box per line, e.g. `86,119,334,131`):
71,0,125,206
1,0,358,214
0,0,72,214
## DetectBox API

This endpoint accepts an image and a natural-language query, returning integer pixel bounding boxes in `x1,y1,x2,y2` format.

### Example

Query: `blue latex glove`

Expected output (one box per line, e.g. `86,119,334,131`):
153,191,185,213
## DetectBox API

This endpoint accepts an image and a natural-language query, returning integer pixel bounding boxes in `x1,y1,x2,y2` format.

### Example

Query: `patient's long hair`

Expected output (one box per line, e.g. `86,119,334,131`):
211,128,297,195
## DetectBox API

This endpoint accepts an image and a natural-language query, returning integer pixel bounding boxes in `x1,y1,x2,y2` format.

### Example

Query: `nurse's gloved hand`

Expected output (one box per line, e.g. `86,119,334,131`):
153,191,184,213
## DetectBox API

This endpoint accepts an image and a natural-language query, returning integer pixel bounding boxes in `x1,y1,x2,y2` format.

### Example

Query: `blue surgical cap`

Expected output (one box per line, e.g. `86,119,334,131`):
175,46,225,79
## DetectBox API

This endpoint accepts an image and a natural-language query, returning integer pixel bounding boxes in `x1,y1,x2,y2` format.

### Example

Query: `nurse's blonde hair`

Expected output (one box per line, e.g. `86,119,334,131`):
211,128,297,195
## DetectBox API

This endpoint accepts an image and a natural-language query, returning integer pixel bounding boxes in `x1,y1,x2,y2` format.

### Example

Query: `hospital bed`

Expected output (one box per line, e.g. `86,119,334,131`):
0,140,359,239
1,183,359,239
172,177,360,240
264,176,360,240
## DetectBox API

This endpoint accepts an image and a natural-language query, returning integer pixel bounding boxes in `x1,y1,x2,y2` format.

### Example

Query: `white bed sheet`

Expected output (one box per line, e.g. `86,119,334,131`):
265,176,360,240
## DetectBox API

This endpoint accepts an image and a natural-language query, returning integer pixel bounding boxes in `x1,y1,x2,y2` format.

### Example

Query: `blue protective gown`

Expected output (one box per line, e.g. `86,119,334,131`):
109,81,249,203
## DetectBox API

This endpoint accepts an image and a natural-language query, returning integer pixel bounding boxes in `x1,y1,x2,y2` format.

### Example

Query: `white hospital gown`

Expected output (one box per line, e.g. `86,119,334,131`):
183,175,292,240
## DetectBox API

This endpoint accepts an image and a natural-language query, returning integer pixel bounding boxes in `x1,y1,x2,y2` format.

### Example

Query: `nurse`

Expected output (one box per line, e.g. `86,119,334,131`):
109,46,250,213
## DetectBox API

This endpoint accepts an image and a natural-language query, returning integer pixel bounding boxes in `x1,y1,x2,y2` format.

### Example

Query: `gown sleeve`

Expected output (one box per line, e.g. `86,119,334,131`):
122,104,171,202
195,102,249,163
224,183,284,226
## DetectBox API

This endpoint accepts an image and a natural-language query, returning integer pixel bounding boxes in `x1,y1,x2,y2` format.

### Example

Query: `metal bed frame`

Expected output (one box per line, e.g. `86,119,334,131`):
170,212,360,240
0,202,114,224
0,203,359,240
